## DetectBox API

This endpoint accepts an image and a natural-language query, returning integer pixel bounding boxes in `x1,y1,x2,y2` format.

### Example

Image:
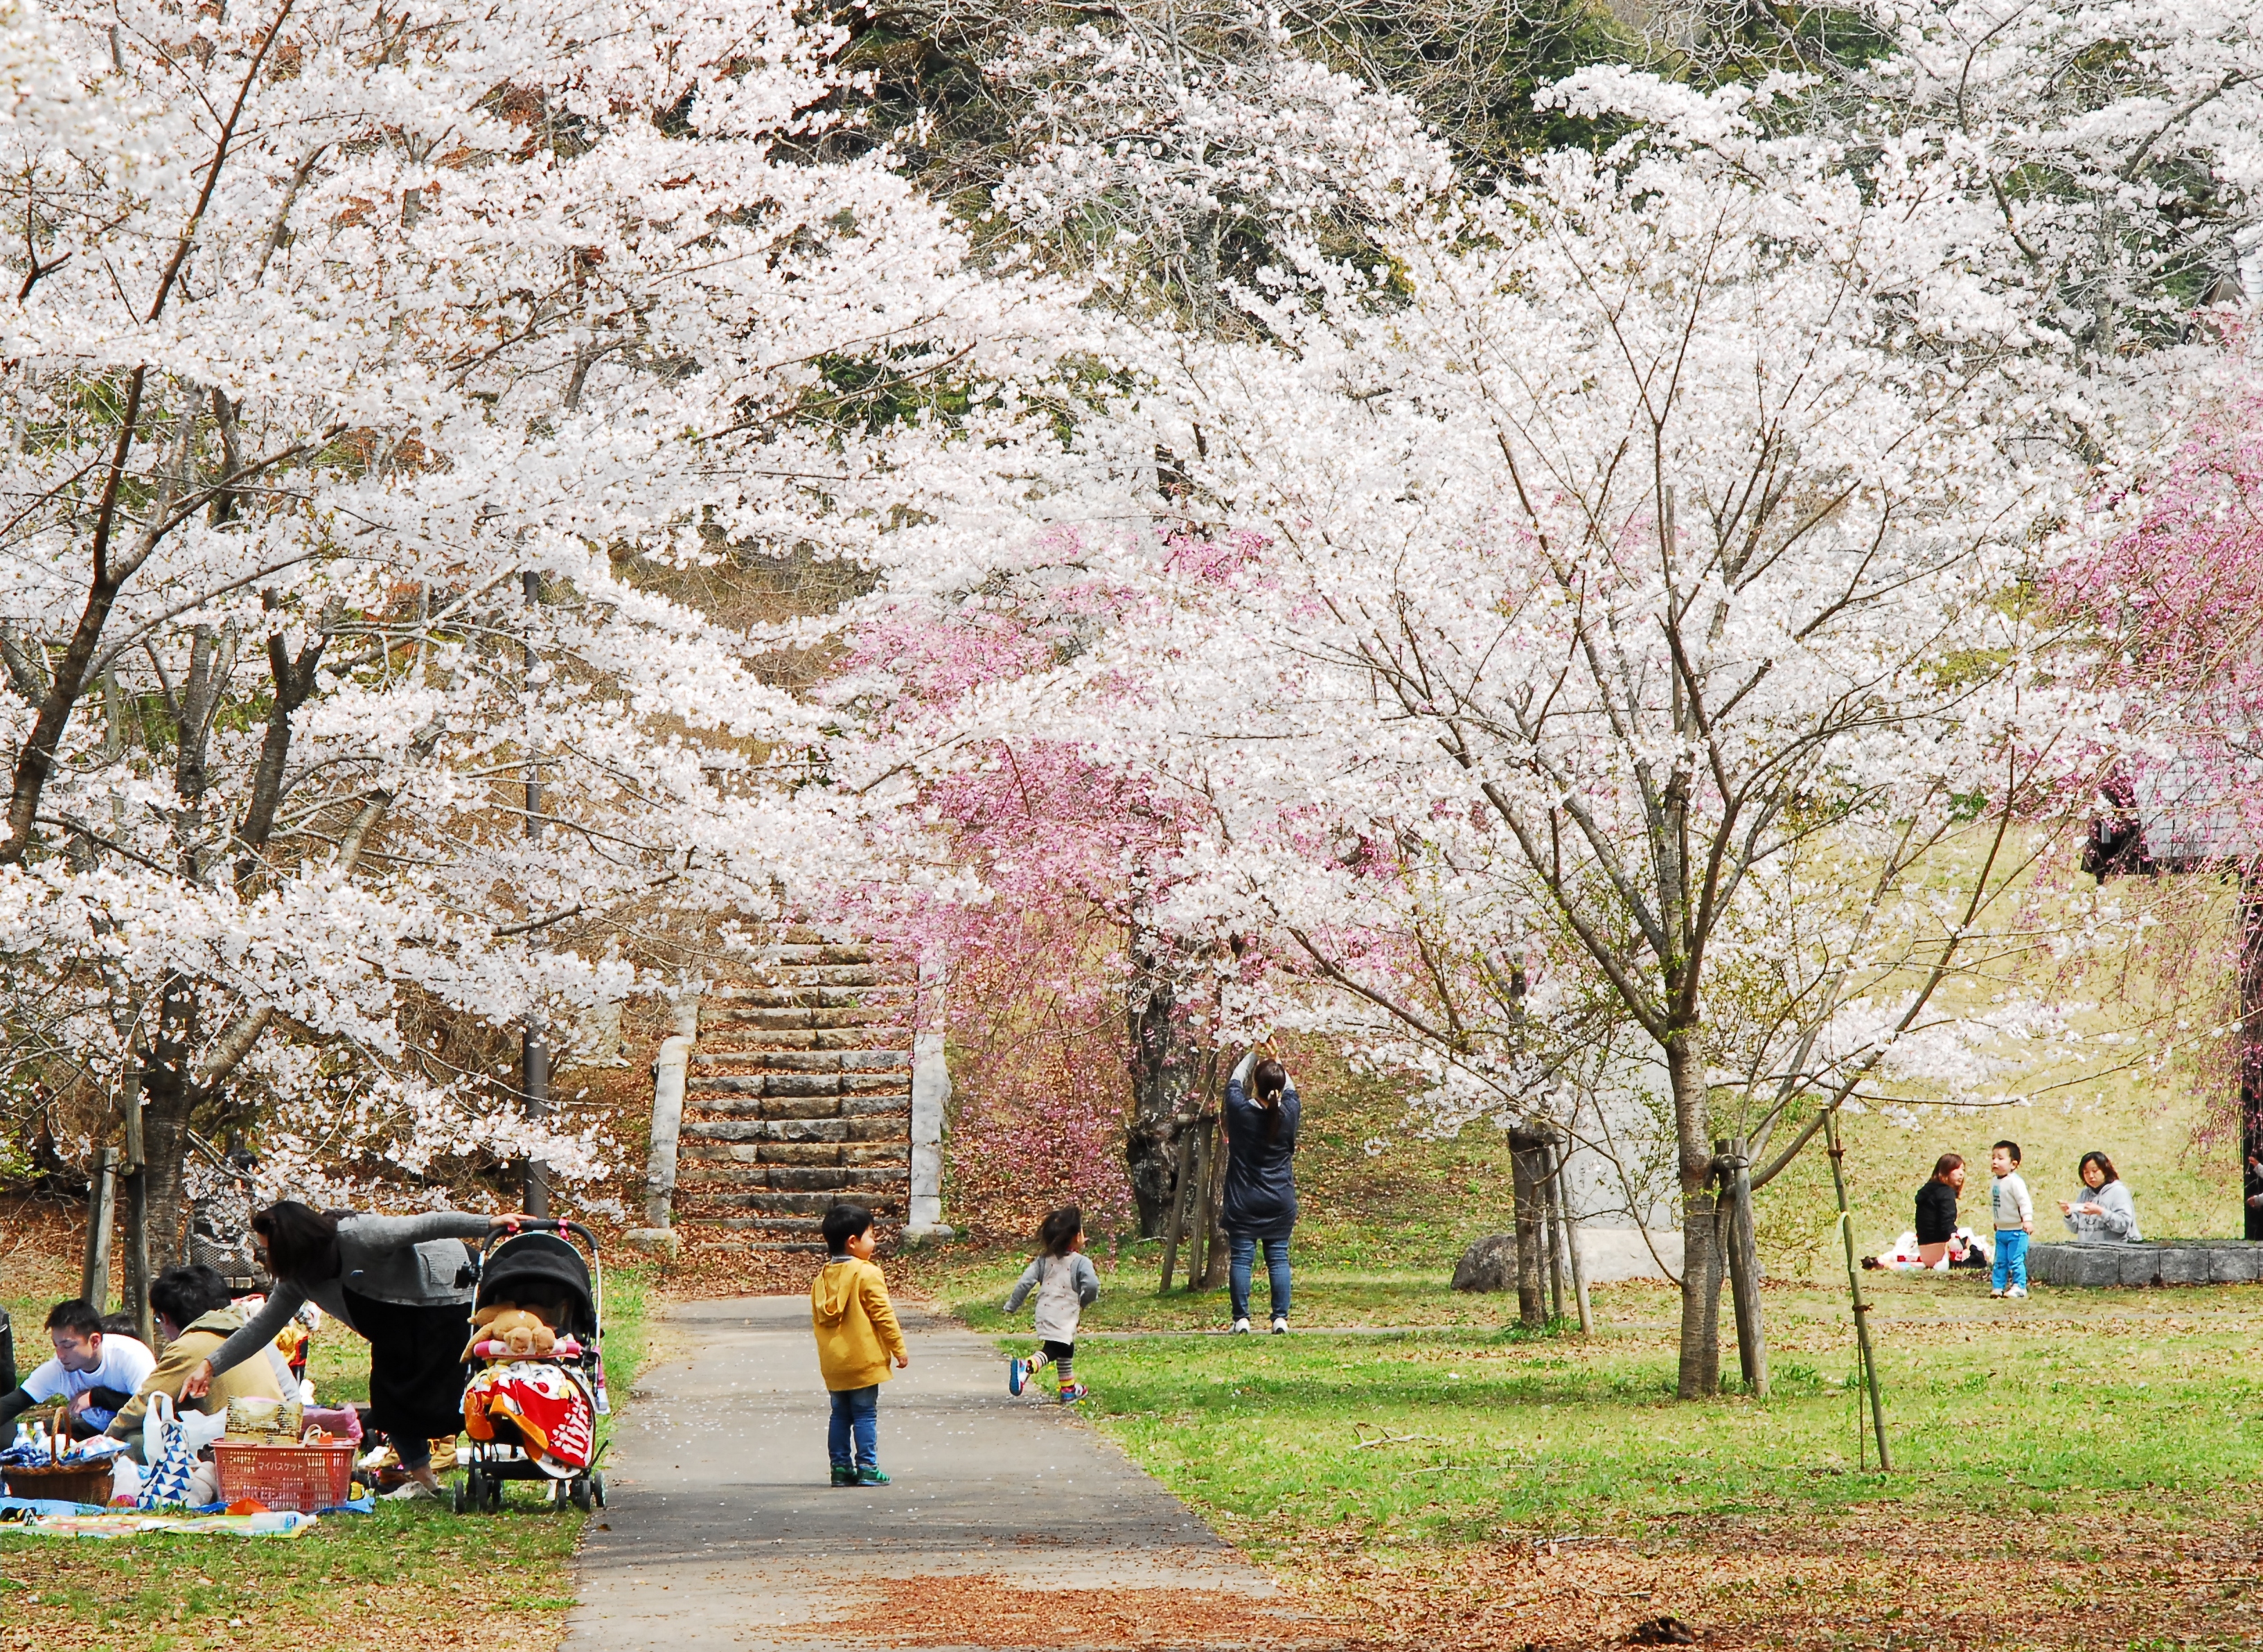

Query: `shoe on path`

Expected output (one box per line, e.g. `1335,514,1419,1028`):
2005,1286,2028,1299
1270,1317,1288,1335
1989,1288,2005,1299
1058,1383,1089,1405
830,1466,855,1486
855,1466,891,1486
384,1479,437,1502
1230,1317,1252,1333
1009,1357,1028,1396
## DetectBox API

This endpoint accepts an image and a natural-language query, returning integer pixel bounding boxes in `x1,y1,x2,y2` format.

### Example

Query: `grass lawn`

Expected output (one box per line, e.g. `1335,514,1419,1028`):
1,1218,653,1652
921,1247,2263,1650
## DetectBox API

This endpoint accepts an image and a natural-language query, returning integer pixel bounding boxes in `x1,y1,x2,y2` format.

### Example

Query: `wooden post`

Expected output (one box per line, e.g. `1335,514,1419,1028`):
1718,1137,1769,1398
121,1092,152,1347
1156,1121,1196,1293
1508,1126,1547,1330
1538,1131,1592,1340
2242,885,2263,1241
1541,1143,1565,1323
1198,1110,1230,1290
1823,1105,1891,1469
80,1147,116,1312
1182,1114,1216,1291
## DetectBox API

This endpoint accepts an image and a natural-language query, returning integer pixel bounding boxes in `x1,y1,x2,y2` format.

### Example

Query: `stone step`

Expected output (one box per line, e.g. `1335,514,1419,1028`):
731,964,913,988
689,1027,912,1054
679,1158,909,1185
690,1049,910,1073
674,1195,905,1222
703,1006,910,1033
710,984,914,1011
680,1140,907,1168
687,1074,909,1101
684,1096,909,1123
745,943,880,965
683,1117,908,1145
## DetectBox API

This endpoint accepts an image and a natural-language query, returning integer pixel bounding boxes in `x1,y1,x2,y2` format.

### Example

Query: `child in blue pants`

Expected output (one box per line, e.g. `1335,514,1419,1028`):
1989,1140,2033,1299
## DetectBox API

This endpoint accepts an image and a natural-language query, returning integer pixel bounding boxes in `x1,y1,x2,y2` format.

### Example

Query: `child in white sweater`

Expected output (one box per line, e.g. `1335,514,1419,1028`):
1004,1207,1101,1405
1989,1140,2034,1299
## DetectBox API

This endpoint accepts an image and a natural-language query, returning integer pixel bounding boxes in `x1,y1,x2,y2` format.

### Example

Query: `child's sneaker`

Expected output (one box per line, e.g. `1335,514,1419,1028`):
2005,1285,2028,1299
830,1465,855,1486
1058,1383,1089,1405
1270,1317,1288,1335
1231,1317,1252,1333
1009,1357,1029,1396
856,1466,891,1486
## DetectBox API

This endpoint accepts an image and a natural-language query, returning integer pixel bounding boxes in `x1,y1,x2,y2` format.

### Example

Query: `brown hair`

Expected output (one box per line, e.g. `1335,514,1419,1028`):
1931,1153,1964,1182
2078,1151,2120,1186
251,1200,343,1286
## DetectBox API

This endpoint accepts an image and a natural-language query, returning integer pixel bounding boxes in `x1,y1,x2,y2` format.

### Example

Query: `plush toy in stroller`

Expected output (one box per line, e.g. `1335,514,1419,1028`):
455,1220,609,1513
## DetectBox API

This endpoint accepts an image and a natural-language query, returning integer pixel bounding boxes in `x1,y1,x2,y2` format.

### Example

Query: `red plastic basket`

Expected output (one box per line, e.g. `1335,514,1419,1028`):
211,1441,357,1512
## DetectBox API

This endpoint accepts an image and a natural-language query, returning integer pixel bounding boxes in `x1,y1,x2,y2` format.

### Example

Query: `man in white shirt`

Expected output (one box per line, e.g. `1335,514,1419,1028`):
0,1299,157,1438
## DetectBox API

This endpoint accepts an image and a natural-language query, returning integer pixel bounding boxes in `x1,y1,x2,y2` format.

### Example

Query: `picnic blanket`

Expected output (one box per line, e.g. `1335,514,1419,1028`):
0,1492,373,1538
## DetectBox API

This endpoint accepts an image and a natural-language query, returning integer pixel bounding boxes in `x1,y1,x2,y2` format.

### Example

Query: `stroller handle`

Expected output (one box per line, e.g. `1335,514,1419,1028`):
472,1216,604,1339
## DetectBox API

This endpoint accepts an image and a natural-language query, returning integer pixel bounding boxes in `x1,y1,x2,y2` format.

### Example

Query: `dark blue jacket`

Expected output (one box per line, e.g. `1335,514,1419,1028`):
1221,1074,1301,1238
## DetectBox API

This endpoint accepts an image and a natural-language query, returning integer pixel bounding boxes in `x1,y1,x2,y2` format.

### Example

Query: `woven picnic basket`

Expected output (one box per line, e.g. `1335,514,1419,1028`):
1,1459,113,1505
212,1438,355,1512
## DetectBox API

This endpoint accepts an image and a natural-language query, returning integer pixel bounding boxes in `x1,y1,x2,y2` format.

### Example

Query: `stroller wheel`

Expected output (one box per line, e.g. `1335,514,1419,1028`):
484,1473,504,1513
570,1475,594,1513
590,1469,606,1509
454,1467,482,1514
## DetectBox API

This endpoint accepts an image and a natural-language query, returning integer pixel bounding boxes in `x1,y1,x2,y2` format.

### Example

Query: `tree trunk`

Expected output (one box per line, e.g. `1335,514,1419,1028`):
1126,927,1200,1237
139,970,202,1272
1669,1034,1721,1398
1719,1137,1770,1398
1508,1126,1549,1329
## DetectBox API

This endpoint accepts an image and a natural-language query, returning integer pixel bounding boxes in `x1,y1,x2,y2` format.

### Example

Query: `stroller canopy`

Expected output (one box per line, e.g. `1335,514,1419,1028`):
477,1232,596,1340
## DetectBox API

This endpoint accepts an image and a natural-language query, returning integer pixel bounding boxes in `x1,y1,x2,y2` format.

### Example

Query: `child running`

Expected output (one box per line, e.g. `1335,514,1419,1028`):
1004,1205,1100,1405
810,1202,909,1486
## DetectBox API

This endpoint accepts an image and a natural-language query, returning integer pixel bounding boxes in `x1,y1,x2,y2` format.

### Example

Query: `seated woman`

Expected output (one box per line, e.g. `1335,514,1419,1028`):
2060,1151,2142,1242
1915,1153,1966,1268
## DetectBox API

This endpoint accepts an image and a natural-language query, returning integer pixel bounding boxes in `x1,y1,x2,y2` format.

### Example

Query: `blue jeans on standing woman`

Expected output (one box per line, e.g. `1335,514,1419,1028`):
828,1384,879,1473
1228,1234,1292,1324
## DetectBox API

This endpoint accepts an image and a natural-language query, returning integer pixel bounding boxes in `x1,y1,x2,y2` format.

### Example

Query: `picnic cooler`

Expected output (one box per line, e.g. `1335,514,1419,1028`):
1,1459,113,1505
212,1439,356,1511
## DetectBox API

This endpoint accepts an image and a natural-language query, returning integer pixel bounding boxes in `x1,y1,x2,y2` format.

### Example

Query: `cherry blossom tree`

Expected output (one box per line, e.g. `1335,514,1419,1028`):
0,0,1067,1265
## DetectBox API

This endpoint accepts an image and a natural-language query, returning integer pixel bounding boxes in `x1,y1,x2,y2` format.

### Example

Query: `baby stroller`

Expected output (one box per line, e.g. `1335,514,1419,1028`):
454,1219,610,1513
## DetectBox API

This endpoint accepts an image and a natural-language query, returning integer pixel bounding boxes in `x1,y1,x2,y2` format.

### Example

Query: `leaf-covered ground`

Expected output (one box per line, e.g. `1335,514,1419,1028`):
925,1252,2263,1649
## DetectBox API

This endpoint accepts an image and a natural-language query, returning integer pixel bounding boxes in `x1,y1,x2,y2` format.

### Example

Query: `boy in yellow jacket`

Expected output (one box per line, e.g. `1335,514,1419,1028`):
811,1203,909,1486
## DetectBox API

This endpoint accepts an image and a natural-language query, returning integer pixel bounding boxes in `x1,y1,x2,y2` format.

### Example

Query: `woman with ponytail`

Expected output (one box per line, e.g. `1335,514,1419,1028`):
1221,1050,1302,1333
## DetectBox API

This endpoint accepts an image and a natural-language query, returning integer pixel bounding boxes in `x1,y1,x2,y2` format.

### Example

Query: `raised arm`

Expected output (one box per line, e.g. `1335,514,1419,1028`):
1003,1258,1044,1313
346,1211,496,1250
191,1280,308,1391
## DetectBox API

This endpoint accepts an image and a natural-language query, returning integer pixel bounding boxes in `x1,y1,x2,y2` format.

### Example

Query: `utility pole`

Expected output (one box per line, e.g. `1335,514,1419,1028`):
522,568,550,1218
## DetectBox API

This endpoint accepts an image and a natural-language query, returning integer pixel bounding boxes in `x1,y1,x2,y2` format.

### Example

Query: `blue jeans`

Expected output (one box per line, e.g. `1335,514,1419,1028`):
1228,1235,1292,1323
828,1385,878,1472
1993,1229,2029,1293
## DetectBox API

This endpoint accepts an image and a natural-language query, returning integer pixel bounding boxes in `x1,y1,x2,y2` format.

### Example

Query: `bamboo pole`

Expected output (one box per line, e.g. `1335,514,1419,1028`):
80,1147,116,1311
1553,1133,1593,1334
1823,1105,1890,1469
1718,1137,1769,1398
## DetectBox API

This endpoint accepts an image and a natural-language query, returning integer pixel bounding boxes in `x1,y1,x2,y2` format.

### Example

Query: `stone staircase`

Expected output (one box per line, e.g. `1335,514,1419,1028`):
669,939,916,1250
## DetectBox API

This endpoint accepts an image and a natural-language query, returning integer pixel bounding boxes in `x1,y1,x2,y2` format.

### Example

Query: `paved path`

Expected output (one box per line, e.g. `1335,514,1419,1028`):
565,1297,1324,1652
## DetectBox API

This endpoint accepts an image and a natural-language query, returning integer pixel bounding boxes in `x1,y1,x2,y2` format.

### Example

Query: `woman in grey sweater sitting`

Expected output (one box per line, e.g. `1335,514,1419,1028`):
2059,1151,2142,1243
181,1201,518,1499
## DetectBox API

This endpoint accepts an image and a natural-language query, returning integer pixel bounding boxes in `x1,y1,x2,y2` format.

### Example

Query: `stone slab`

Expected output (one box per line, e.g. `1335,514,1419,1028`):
2026,1240,2263,1288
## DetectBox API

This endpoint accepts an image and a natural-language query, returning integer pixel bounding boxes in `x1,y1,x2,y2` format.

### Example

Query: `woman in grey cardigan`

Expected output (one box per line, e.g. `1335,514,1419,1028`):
2059,1151,2142,1243
181,1200,516,1498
